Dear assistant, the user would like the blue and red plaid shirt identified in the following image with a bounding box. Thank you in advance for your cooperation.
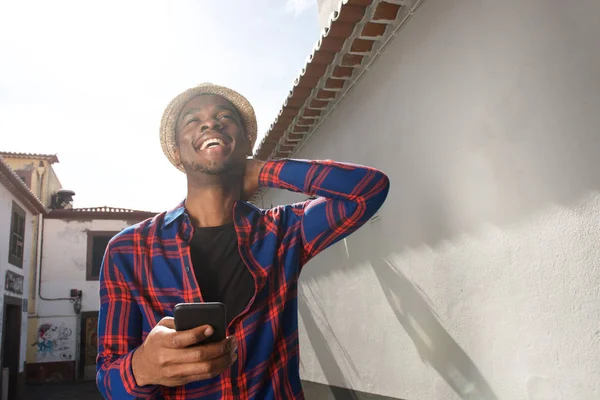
[97,158,389,399]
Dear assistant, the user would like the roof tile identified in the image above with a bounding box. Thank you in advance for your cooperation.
[340,54,364,66]
[319,36,346,52]
[0,156,47,215]
[47,206,156,220]
[315,89,337,100]
[347,0,374,5]
[309,99,330,109]
[253,0,413,162]
[0,151,59,164]
[332,66,355,79]
[324,78,346,90]
[361,22,388,38]
[350,38,375,53]
[373,1,401,21]
[302,108,323,118]
[337,5,369,23]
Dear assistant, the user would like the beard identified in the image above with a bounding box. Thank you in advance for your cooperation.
[182,157,246,178]
[183,159,232,175]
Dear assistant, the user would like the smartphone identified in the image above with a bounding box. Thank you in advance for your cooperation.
[173,302,227,344]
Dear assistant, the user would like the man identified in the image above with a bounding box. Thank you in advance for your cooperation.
[96,83,389,399]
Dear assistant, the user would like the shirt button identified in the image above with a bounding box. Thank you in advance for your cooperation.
[185,267,190,272]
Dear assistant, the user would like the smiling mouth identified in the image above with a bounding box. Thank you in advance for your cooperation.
[198,137,227,150]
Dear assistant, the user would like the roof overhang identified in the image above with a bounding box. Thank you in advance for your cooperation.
[47,206,157,221]
[251,0,425,202]
[0,156,47,215]
[0,151,59,164]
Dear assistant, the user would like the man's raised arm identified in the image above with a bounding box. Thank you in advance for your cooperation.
[254,158,390,263]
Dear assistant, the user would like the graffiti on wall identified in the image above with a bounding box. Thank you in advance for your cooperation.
[32,322,74,362]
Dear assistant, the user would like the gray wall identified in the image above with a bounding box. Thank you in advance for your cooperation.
[259,0,600,399]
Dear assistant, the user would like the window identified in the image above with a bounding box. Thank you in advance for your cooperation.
[8,202,26,268]
[86,231,118,281]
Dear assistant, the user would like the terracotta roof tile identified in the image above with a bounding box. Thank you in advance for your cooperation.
[0,151,59,164]
[315,89,337,100]
[68,206,152,213]
[324,78,346,90]
[302,108,323,118]
[309,99,330,109]
[347,0,374,5]
[340,54,364,66]
[336,5,368,23]
[331,66,355,79]
[47,206,156,220]
[350,38,375,53]
[0,156,47,215]
[361,22,388,38]
[253,0,422,165]
[373,1,402,21]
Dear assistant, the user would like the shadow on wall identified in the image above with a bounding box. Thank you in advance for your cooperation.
[370,256,498,400]
[298,248,498,399]
[289,0,600,396]
[298,292,361,400]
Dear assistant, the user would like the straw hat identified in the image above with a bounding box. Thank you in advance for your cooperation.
[160,83,258,172]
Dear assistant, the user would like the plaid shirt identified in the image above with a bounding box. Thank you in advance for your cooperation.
[96,158,389,400]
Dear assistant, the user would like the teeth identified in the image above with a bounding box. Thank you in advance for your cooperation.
[200,138,225,150]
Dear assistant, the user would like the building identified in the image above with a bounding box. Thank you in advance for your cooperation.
[0,151,63,318]
[0,151,156,383]
[253,0,600,399]
[0,156,47,399]
[26,206,156,382]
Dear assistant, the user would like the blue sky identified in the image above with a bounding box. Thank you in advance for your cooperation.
[0,0,319,211]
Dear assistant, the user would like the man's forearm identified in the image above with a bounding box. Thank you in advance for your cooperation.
[255,158,389,262]
[258,158,389,202]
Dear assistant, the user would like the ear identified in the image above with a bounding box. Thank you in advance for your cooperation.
[173,147,181,166]
[240,133,251,156]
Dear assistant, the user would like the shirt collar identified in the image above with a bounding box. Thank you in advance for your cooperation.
[162,199,260,228]
[163,200,186,227]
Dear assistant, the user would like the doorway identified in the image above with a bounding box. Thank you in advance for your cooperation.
[1,296,22,400]
[79,312,98,380]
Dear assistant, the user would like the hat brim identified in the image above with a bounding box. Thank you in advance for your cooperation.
[159,83,258,172]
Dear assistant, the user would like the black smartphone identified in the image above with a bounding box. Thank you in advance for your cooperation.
[173,302,227,344]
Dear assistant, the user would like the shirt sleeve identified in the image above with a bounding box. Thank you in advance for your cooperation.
[258,158,390,264]
[96,245,160,399]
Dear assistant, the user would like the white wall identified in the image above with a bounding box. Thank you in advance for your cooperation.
[28,218,136,369]
[316,0,342,30]
[259,0,600,399]
[38,218,134,317]
[0,184,33,374]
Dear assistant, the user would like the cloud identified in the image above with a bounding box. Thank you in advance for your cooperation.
[285,0,316,17]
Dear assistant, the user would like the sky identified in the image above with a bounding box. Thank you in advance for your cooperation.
[0,0,319,212]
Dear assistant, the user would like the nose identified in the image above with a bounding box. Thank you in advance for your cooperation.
[200,118,222,132]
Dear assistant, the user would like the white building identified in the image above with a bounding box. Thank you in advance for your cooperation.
[0,156,46,399]
[25,206,156,382]
[253,0,600,399]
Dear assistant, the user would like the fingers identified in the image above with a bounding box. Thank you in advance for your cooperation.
[157,317,175,329]
[173,350,238,382]
[165,324,215,349]
[176,336,238,364]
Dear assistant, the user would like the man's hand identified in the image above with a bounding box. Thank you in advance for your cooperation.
[242,158,265,201]
[131,317,237,387]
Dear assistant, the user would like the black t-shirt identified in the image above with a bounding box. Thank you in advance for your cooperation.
[189,224,254,325]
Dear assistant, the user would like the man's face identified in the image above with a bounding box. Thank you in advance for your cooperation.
[174,94,249,175]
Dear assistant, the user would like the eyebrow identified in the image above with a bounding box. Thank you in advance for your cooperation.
[179,104,239,123]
